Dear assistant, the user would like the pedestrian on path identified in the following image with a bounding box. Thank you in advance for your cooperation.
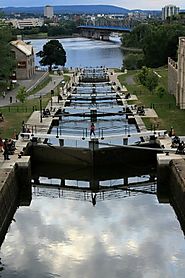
[3,139,10,160]
[90,122,95,137]
[2,91,5,98]
[9,96,12,103]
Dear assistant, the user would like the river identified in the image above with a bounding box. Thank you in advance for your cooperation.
[1,38,185,278]
[29,37,123,68]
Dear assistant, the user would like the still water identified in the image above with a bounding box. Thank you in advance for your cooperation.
[1,190,185,277]
[30,37,123,68]
[1,38,185,278]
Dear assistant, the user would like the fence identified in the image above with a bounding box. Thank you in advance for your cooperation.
[0,106,38,113]
[150,103,176,109]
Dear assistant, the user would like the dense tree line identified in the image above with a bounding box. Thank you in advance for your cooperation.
[122,23,185,68]
[0,21,15,88]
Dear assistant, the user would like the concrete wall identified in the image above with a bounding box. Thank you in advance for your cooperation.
[168,57,178,97]
[0,157,31,246]
[169,159,185,231]
[168,37,185,109]
[177,37,185,109]
[0,168,19,246]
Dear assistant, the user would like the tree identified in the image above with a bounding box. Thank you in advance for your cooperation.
[37,40,66,71]
[16,86,27,103]
[0,21,15,82]
[138,67,159,92]
[156,85,166,98]
[124,53,144,70]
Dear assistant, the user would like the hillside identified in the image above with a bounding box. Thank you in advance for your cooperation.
[2,5,130,15]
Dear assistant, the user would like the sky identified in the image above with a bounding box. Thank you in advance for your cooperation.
[0,0,185,10]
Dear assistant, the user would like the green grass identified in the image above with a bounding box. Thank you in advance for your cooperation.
[0,73,72,138]
[0,94,51,138]
[118,67,185,135]
[27,76,52,96]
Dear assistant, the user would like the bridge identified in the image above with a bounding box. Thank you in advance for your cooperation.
[77,25,132,41]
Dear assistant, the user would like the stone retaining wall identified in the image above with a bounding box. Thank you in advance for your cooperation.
[0,168,18,246]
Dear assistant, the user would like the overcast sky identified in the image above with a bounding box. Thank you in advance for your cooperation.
[0,0,185,10]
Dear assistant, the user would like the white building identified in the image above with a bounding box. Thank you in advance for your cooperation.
[6,18,44,29]
[162,5,179,20]
[44,5,54,19]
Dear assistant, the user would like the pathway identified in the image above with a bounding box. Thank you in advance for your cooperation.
[0,73,64,107]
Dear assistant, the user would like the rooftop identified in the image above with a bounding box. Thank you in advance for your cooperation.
[10,40,33,56]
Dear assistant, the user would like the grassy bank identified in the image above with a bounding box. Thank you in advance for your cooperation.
[0,95,51,139]
[118,67,185,135]
[0,74,71,139]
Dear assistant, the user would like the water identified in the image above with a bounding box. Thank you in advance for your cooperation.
[1,191,185,278]
[29,37,123,68]
[49,80,138,148]
[1,38,185,278]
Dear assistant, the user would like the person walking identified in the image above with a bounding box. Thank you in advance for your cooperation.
[3,139,10,160]
[90,122,95,137]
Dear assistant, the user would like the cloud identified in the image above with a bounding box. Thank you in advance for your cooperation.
[1,194,185,277]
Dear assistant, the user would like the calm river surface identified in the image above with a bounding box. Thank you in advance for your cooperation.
[1,38,185,278]
[30,37,123,68]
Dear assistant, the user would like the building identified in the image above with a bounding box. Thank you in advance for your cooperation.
[168,37,185,109]
[162,5,179,20]
[6,18,44,29]
[44,5,54,19]
[10,40,35,80]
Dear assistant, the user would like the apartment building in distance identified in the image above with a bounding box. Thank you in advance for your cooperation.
[168,37,185,109]
[162,5,180,20]
[10,40,35,80]
[44,5,54,19]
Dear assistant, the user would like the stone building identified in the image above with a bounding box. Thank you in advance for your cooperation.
[168,37,185,109]
[10,40,35,80]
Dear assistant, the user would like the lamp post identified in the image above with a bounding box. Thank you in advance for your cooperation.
[39,95,42,123]
[51,90,54,111]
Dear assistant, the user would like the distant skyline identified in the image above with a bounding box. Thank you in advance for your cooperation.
[1,0,185,10]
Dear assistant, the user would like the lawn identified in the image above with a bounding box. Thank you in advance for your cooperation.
[0,93,52,139]
[118,67,185,135]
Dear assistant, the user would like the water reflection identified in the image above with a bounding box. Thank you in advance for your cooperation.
[1,160,185,277]
[1,188,185,277]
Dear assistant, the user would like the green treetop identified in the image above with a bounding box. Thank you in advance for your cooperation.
[37,39,66,71]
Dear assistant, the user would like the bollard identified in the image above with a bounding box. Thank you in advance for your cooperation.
[123,138,128,145]
[82,129,85,140]
[59,139,64,146]
[56,128,59,138]
[101,129,104,140]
